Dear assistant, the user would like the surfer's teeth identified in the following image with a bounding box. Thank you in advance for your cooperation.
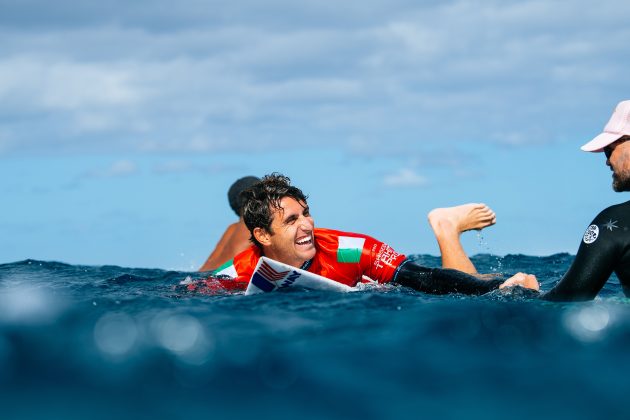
[296,237,312,245]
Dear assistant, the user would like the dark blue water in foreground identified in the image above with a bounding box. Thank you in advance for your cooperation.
[1,254,629,420]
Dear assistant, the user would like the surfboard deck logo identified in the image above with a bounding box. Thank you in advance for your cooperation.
[245,256,353,295]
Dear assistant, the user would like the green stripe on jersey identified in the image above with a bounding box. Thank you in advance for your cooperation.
[212,259,237,278]
[337,236,365,263]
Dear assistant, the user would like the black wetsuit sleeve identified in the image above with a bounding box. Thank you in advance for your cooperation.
[542,203,630,302]
[393,260,503,295]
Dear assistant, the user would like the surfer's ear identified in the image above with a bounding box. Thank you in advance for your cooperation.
[253,227,271,246]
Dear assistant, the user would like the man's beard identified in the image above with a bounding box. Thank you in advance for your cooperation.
[612,169,630,191]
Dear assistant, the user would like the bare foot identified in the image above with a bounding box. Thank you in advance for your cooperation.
[428,203,496,237]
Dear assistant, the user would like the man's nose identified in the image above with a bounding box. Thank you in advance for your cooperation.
[298,215,313,228]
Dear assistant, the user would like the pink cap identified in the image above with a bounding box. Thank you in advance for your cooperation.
[581,100,630,152]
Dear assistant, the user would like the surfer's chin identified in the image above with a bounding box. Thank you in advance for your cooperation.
[295,244,316,262]
[613,172,630,192]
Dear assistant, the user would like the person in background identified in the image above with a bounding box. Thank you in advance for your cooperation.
[199,176,260,272]
[543,100,630,301]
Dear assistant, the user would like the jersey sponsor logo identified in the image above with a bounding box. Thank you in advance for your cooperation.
[583,224,599,244]
[374,243,402,270]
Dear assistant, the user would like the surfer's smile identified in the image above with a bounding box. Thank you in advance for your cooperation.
[296,235,313,246]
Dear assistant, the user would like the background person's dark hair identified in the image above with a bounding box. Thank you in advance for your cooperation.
[228,176,260,216]
[241,173,308,248]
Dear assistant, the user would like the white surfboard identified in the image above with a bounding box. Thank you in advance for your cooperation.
[245,256,354,295]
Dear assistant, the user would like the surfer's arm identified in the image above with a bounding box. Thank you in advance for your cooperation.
[199,222,251,272]
[542,235,617,302]
[199,225,236,271]
[393,260,536,295]
[542,208,622,302]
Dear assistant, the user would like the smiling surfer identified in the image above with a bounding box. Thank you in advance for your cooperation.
[209,173,538,295]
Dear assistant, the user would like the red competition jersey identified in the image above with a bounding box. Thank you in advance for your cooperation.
[204,228,407,292]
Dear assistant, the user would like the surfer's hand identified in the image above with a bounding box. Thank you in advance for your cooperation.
[499,272,539,291]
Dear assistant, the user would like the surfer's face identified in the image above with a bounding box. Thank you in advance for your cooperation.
[256,196,316,268]
[605,136,630,192]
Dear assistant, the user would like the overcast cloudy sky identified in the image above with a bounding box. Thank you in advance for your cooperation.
[2,0,629,270]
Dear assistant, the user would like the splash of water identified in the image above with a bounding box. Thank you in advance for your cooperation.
[476,230,503,273]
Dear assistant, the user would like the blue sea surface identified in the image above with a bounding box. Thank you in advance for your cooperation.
[0,254,628,420]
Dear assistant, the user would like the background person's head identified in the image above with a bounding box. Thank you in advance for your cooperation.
[241,173,312,259]
[581,100,630,153]
[581,101,630,192]
[604,135,630,192]
[228,176,261,216]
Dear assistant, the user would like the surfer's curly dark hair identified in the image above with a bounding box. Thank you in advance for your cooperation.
[241,173,309,249]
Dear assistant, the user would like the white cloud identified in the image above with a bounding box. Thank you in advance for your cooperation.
[0,56,144,110]
[151,160,234,175]
[42,63,141,110]
[84,159,138,178]
[152,160,194,174]
[0,0,628,157]
[383,168,428,187]
[108,160,137,176]
[138,135,248,153]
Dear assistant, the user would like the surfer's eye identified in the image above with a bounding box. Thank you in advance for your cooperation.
[605,146,613,159]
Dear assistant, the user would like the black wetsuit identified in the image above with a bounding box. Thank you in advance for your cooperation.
[542,200,630,301]
[393,260,503,295]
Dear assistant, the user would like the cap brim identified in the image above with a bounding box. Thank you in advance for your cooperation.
[580,132,623,152]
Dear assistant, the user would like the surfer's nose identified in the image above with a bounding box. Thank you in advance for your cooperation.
[298,215,314,230]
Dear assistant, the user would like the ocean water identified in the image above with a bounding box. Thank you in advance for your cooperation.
[0,254,628,420]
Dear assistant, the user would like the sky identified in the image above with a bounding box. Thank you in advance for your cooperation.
[1,0,630,270]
